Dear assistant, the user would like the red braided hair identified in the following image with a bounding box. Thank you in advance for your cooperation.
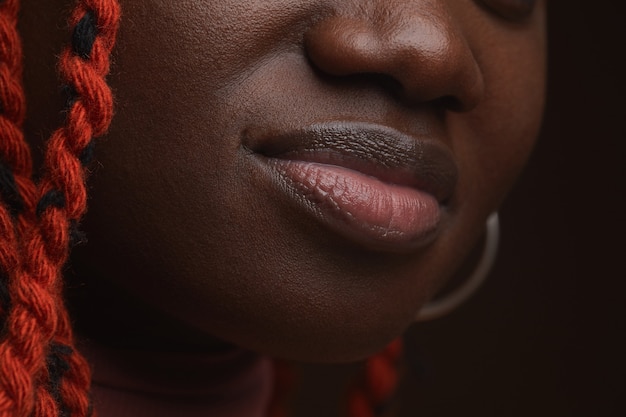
[0,0,120,416]
[347,340,403,417]
[0,0,36,315]
[0,1,402,416]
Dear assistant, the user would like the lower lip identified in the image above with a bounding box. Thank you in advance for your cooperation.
[267,159,441,251]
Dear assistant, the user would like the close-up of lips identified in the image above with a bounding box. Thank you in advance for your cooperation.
[0,1,623,417]
[246,122,458,251]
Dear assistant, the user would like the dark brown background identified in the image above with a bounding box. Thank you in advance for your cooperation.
[402,2,626,415]
[297,2,626,416]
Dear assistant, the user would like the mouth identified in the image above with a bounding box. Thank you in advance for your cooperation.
[244,122,458,252]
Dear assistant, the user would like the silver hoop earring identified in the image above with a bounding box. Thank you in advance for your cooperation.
[415,212,500,322]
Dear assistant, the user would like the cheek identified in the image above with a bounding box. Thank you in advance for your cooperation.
[452,14,547,213]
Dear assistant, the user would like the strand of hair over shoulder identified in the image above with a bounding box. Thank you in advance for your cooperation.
[0,1,121,416]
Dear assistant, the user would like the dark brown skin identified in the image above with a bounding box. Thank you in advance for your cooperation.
[21,0,546,415]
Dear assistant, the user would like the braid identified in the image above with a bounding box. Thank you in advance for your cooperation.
[0,0,120,416]
[0,0,33,292]
[266,340,403,417]
[32,1,120,416]
[347,339,403,417]
[0,0,35,217]
[0,0,40,415]
[0,0,29,180]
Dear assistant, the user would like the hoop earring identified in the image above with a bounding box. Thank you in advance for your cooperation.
[415,212,500,322]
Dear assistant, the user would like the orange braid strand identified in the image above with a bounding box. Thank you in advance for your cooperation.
[0,0,35,215]
[347,339,403,417]
[266,360,297,417]
[266,339,403,417]
[0,0,40,415]
[0,1,120,416]
[37,2,121,416]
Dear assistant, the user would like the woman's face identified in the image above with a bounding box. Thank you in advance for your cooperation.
[50,0,545,360]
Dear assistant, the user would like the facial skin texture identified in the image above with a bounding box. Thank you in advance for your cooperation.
[22,0,546,362]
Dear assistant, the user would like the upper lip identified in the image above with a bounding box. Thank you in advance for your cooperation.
[244,121,458,203]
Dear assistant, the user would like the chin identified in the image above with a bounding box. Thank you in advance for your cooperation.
[201,295,417,363]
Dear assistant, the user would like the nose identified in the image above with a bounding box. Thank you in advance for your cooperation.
[304,2,484,111]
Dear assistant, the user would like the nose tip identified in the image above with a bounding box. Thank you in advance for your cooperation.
[304,9,484,111]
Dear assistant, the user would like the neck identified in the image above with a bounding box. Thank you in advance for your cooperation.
[80,340,274,417]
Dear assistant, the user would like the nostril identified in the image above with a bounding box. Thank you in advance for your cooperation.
[304,8,485,112]
[306,67,406,98]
